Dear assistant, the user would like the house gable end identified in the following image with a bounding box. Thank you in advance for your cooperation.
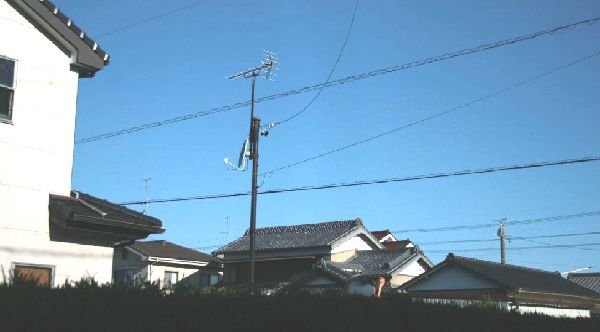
[406,264,501,292]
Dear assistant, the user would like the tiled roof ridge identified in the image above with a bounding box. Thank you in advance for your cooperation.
[243,219,362,236]
[449,253,559,276]
[568,272,600,277]
[38,0,110,64]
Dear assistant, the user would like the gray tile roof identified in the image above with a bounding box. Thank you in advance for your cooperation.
[50,191,163,228]
[131,241,221,264]
[345,247,418,275]
[214,219,365,254]
[568,272,600,295]
[448,254,599,299]
[320,247,422,279]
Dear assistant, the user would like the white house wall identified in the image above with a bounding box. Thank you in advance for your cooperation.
[0,2,112,285]
[331,235,375,253]
[407,265,498,291]
[390,258,428,287]
[514,305,590,319]
[147,263,213,289]
[395,258,427,277]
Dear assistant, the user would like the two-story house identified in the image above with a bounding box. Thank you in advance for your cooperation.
[214,219,384,288]
[0,0,163,286]
[214,218,433,294]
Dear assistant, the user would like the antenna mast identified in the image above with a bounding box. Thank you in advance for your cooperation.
[142,177,152,215]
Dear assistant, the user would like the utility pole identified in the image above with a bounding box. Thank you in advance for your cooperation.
[226,51,276,293]
[497,219,506,264]
[248,116,260,293]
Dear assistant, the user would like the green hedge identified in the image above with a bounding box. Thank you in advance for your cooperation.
[0,281,598,332]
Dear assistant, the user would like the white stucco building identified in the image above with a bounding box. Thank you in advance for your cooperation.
[0,0,163,286]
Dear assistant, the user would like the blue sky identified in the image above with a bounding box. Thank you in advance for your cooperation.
[55,0,599,272]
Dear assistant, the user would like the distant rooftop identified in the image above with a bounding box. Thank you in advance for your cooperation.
[214,219,369,254]
[444,254,599,299]
[568,272,600,295]
[132,240,220,264]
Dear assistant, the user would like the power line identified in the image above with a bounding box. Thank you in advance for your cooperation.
[509,237,600,252]
[262,50,600,175]
[119,155,600,205]
[75,16,600,144]
[271,0,359,127]
[197,230,600,254]
[427,242,600,253]
[393,210,600,233]
[95,1,210,39]
[420,231,600,245]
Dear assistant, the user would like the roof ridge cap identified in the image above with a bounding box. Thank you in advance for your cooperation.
[451,254,559,276]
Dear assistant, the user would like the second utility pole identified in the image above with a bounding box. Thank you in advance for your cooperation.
[497,220,506,264]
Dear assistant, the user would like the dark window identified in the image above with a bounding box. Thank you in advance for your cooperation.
[114,270,134,285]
[0,57,15,121]
[14,264,52,287]
[121,248,128,260]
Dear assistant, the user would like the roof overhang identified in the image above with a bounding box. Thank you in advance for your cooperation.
[219,245,331,262]
[49,194,164,247]
[7,0,109,77]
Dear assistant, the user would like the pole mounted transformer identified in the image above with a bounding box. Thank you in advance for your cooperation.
[225,51,277,293]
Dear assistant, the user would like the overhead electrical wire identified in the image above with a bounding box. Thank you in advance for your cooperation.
[197,230,600,254]
[392,210,600,233]
[118,155,600,205]
[509,237,600,252]
[75,16,600,144]
[420,231,600,245]
[271,0,359,127]
[262,50,600,176]
[95,0,210,39]
[427,242,600,254]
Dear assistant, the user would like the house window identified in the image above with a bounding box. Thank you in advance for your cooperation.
[13,263,53,287]
[0,56,16,122]
[163,271,178,289]
[121,248,128,260]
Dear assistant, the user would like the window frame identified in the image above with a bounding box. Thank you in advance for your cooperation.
[11,262,55,287]
[0,54,17,124]
[163,271,178,290]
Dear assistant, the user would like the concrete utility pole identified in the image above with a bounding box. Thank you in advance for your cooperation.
[226,51,276,293]
[497,219,507,264]
[248,116,260,292]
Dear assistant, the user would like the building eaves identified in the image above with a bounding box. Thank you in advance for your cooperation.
[8,0,110,77]
[131,240,221,264]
